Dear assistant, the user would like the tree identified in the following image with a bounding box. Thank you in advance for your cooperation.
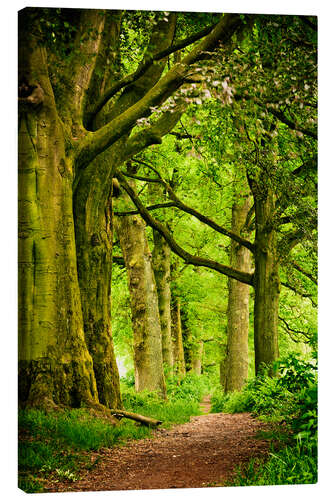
[223,192,252,392]
[171,297,186,378]
[150,184,174,370]
[18,7,244,408]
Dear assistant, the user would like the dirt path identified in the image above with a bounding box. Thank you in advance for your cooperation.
[45,401,271,493]
[199,394,213,414]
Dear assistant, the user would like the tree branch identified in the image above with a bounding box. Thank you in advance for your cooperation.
[130,160,255,253]
[281,281,317,307]
[115,170,254,286]
[169,131,196,140]
[115,201,176,216]
[290,261,317,285]
[88,21,218,121]
[66,9,106,126]
[75,14,243,170]
[279,229,305,255]
[269,108,317,140]
[113,255,125,266]
[279,316,311,341]
[121,106,185,161]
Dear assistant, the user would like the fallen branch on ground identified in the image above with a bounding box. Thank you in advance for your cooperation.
[110,409,162,427]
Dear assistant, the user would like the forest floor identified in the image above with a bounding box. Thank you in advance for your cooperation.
[44,395,272,492]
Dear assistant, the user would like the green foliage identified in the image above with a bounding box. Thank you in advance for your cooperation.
[120,373,213,426]
[275,352,316,392]
[18,408,151,492]
[166,372,211,402]
[211,373,294,419]
[291,383,317,447]
[230,441,317,486]
[213,353,317,487]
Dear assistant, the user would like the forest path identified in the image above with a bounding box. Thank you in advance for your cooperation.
[199,393,212,414]
[46,407,272,492]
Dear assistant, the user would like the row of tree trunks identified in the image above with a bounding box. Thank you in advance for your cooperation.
[18,8,284,411]
[114,183,167,398]
[222,174,280,388]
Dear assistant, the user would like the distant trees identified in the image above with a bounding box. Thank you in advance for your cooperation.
[114,13,317,378]
[114,181,166,397]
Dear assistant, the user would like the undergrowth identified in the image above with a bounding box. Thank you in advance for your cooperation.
[19,372,210,493]
[211,353,318,486]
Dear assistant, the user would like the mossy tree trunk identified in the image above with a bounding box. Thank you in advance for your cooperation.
[73,149,123,409]
[148,182,174,372]
[191,340,203,375]
[171,298,186,379]
[152,229,174,370]
[18,12,99,409]
[252,183,280,375]
[224,195,252,392]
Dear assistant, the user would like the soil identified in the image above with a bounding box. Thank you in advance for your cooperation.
[44,396,271,493]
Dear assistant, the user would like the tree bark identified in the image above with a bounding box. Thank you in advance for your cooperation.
[191,340,204,375]
[114,185,166,397]
[252,183,280,375]
[171,298,186,378]
[224,196,252,392]
[152,223,174,370]
[73,150,122,409]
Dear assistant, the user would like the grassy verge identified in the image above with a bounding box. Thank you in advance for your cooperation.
[18,408,152,492]
[19,373,210,493]
[229,440,317,486]
[210,353,318,487]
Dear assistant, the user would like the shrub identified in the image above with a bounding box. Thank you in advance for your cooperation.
[275,353,317,393]
[220,353,318,488]
[166,372,211,402]
[211,373,294,420]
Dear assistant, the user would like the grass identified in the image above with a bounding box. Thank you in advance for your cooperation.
[18,408,153,492]
[210,355,318,488]
[228,440,317,486]
[121,390,202,427]
[19,373,208,493]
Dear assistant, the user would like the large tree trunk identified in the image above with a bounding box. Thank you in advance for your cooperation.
[114,187,166,397]
[18,20,98,409]
[253,185,280,375]
[152,230,174,370]
[171,298,186,378]
[73,151,122,409]
[224,196,252,392]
